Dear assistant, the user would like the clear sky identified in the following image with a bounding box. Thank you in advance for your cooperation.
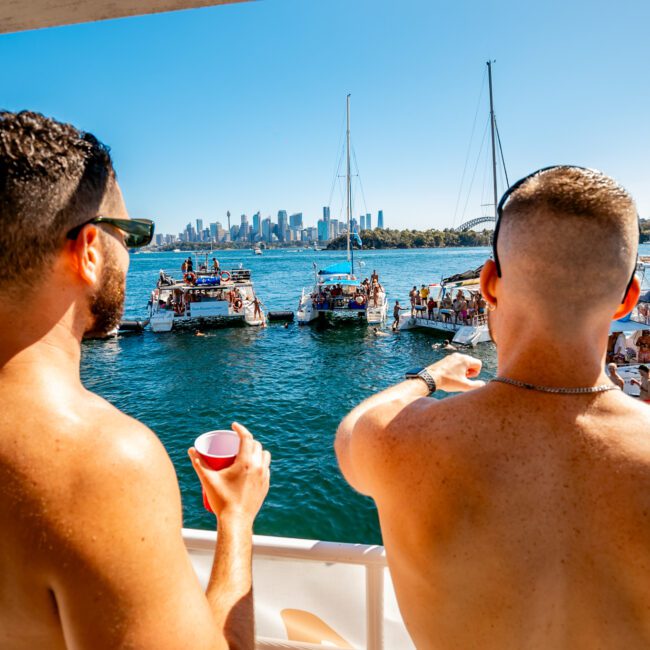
[1,0,649,234]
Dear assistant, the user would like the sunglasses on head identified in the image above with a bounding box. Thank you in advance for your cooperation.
[492,164,639,299]
[66,216,155,248]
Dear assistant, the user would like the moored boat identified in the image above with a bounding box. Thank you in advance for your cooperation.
[297,95,387,327]
[148,254,266,332]
[398,266,491,345]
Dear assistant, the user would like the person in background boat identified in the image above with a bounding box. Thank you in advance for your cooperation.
[607,362,626,390]
[336,167,650,649]
[637,330,650,363]
[372,282,380,308]
[440,293,453,322]
[0,112,270,650]
[211,257,220,273]
[252,295,263,321]
[371,269,379,285]
[181,258,188,273]
[420,284,429,304]
[392,300,406,331]
[186,256,194,273]
[427,297,436,320]
[409,286,418,316]
[631,365,650,401]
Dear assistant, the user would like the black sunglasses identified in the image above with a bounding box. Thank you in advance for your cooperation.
[492,164,639,299]
[66,216,155,248]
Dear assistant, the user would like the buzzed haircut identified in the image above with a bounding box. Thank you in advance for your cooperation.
[0,111,115,288]
[640,365,649,374]
[497,167,639,310]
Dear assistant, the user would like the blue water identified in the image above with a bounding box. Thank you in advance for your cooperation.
[79,245,649,544]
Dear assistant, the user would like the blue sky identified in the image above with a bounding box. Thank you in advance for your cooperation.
[1,0,649,234]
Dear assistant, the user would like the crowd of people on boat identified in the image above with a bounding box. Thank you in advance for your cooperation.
[312,269,384,311]
[607,328,650,364]
[407,284,487,325]
[155,285,260,317]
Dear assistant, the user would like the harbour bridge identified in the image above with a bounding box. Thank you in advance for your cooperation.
[455,216,496,232]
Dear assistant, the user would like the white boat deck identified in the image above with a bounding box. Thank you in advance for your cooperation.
[183,528,413,650]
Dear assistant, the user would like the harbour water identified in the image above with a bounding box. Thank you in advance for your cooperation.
[79,245,647,544]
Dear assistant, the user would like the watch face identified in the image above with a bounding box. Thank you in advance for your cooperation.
[405,367,424,378]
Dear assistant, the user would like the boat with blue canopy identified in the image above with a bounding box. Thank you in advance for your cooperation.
[297,96,388,326]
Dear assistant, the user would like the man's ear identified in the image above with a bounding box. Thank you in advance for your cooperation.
[69,225,102,287]
[612,274,641,321]
[480,259,498,307]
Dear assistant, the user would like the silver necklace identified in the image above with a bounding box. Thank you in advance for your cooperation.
[490,376,620,395]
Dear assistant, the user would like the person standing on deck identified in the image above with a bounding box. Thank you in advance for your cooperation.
[631,364,650,401]
[409,285,418,316]
[0,112,270,650]
[607,362,626,390]
[336,166,650,649]
[392,300,405,331]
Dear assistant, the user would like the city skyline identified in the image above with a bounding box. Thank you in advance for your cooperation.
[154,207,386,246]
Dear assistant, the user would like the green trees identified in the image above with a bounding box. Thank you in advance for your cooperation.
[326,228,492,250]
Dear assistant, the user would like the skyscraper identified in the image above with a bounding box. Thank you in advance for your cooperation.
[318,219,329,242]
[252,212,261,238]
[377,210,384,229]
[262,217,272,242]
[360,215,366,231]
[239,214,249,241]
[196,219,203,239]
[277,210,288,242]
[323,206,330,222]
[289,212,303,229]
[209,222,217,240]
[366,213,372,230]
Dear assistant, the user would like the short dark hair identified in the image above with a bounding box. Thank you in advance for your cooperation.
[640,365,649,374]
[0,111,115,288]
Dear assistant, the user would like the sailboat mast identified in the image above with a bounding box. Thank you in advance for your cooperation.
[487,60,498,220]
[346,93,351,267]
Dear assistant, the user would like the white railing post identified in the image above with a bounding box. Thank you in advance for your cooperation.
[365,565,384,650]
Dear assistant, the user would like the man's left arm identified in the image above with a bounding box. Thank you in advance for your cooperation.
[335,353,484,495]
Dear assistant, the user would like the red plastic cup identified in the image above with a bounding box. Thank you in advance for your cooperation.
[194,430,240,513]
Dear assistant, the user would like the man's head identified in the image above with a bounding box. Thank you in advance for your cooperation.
[481,167,640,338]
[640,365,649,377]
[0,111,128,336]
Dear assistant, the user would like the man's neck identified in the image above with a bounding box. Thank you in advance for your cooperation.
[495,316,611,388]
[0,302,84,387]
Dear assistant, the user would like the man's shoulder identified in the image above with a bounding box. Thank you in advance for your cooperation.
[71,392,169,469]
[356,388,487,467]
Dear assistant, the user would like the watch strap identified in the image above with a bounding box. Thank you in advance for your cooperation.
[406,367,437,394]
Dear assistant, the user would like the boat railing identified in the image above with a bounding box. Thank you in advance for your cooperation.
[410,309,487,327]
[157,268,253,285]
[183,528,413,650]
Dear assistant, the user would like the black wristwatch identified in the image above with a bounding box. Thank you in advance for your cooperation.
[405,367,437,394]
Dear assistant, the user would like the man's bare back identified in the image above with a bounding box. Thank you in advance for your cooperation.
[0,380,181,648]
[358,384,650,649]
[337,167,649,648]
[0,111,271,649]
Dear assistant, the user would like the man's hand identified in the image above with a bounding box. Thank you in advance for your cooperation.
[188,423,271,527]
[426,353,485,393]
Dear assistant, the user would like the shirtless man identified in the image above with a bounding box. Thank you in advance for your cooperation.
[336,166,650,649]
[607,362,626,391]
[0,112,271,649]
[631,364,650,401]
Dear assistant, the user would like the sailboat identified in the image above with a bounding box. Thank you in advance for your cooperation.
[398,61,503,344]
[297,95,388,325]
